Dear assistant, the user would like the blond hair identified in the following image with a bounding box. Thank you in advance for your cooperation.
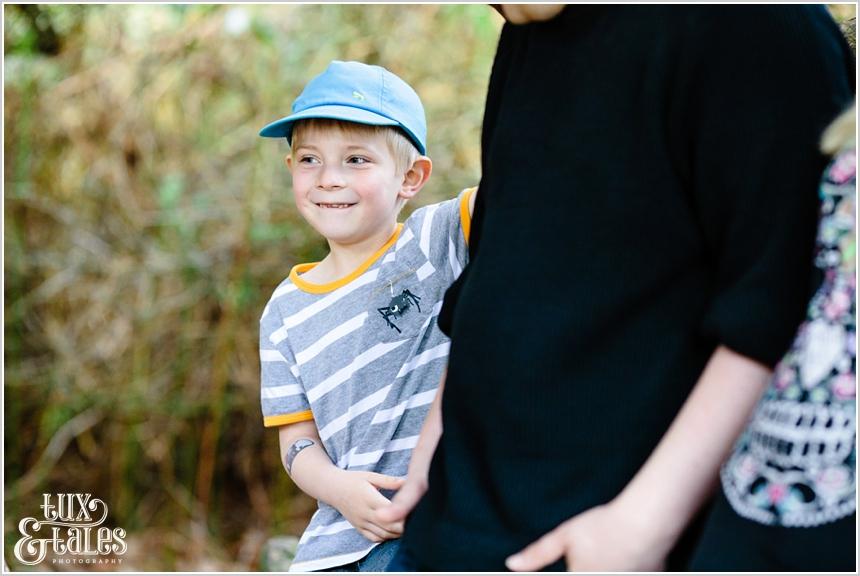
[291,118,420,175]
[820,104,856,155]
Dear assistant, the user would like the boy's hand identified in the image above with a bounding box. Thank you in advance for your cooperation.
[505,500,670,572]
[330,470,406,543]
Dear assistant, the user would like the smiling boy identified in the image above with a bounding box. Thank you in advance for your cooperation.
[257,61,475,571]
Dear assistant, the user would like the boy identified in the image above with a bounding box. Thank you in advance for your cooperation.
[257,60,475,572]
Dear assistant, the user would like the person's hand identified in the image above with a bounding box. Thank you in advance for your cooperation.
[376,463,428,525]
[505,501,671,572]
[329,470,406,542]
[498,4,565,25]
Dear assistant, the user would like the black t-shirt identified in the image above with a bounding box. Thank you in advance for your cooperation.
[400,5,855,571]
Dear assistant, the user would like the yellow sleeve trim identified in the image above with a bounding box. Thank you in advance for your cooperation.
[289,224,404,294]
[263,410,314,428]
[459,187,477,246]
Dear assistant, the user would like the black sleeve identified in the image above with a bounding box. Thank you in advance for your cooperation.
[439,21,518,337]
[437,266,462,337]
[437,189,478,336]
[684,6,854,366]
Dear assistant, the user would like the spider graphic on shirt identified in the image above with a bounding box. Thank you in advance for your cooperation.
[378,289,422,333]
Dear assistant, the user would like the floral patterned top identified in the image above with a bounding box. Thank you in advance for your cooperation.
[722,147,856,527]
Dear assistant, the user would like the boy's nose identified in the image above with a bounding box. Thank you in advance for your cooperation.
[317,165,346,190]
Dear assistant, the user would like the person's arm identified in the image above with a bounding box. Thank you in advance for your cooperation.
[279,420,405,542]
[507,346,771,571]
[377,368,446,523]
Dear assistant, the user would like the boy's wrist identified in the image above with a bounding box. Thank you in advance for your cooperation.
[319,467,350,508]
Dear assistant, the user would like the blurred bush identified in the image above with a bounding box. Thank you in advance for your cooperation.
[4,4,497,570]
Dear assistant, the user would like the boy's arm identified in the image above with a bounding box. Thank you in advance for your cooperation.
[507,346,771,571]
[378,368,446,523]
[279,420,406,542]
[278,421,340,502]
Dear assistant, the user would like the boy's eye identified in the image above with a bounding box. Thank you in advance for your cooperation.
[298,155,320,164]
[347,156,370,165]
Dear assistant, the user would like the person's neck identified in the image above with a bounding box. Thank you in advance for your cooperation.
[307,223,399,284]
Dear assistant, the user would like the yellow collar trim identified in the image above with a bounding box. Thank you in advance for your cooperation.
[289,224,404,294]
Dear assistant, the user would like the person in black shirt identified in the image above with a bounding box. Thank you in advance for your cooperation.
[380,5,855,571]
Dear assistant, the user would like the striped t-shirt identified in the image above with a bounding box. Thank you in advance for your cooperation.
[259,188,474,572]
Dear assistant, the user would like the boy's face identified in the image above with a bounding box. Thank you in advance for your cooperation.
[288,125,412,248]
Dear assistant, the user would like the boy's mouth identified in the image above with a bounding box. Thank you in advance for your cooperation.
[316,202,356,209]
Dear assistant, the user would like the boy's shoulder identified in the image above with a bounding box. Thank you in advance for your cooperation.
[402,187,475,242]
[260,275,301,326]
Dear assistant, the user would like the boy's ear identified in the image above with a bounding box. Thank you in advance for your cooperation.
[284,154,293,171]
[399,156,432,200]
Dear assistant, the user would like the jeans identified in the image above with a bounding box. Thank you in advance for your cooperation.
[326,539,402,572]
[385,543,419,572]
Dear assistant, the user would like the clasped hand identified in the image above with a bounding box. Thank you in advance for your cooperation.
[330,469,405,543]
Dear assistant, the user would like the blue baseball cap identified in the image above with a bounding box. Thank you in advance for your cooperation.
[259,60,427,155]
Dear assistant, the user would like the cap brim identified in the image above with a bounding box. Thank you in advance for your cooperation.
[259,105,399,139]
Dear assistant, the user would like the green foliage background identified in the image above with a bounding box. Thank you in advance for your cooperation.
[4,4,498,570]
[3,3,855,571]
